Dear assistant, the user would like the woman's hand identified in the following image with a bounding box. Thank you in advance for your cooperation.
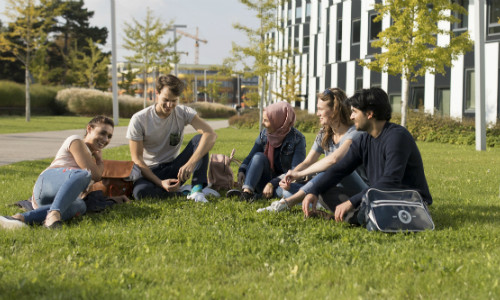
[279,178,290,191]
[92,150,103,164]
[284,170,300,184]
[263,183,274,198]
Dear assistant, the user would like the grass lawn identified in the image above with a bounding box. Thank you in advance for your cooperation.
[0,127,499,299]
[0,116,130,134]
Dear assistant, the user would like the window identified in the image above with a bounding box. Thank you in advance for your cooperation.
[452,0,469,31]
[337,19,342,61]
[410,87,425,110]
[390,94,402,114]
[465,69,475,111]
[306,2,312,18]
[288,1,293,22]
[369,13,382,41]
[352,19,361,44]
[436,88,451,116]
[355,77,363,91]
[296,6,302,20]
[488,0,500,35]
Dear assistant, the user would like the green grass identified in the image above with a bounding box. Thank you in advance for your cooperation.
[1,128,499,299]
[0,116,131,134]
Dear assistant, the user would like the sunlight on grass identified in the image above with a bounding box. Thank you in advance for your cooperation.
[0,128,499,299]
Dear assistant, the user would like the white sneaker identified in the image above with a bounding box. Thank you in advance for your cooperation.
[202,187,220,198]
[187,191,209,203]
[0,216,27,229]
[257,199,289,213]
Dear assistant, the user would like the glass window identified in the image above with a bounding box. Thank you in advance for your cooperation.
[306,2,312,17]
[296,6,302,19]
[352,19,361,44]
[337,19,342,61]
[355,77,363,91]
[488,0,500,35]
[370,14,382,41]
[436,88,451,116]
[452,0,469,30]
[410,87,425,110]
[390,94,402,114]
[465,69,475,111]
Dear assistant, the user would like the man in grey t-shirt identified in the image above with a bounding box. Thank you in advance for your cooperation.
[126,74,217,200]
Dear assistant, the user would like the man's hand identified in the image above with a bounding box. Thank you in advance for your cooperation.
[162,179,180,192]
[302,194,318,217]
[178,162,195,182]
[237,172,245,186]
[279,178,290,191]
[334,200,354,222]
[284,170,300,184]
[263,183,274,198]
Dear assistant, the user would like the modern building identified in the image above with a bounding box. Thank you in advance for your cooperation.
[270,0,499,124]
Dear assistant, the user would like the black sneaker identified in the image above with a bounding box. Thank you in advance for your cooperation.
[226,189,242,198]
[240,191,256,203]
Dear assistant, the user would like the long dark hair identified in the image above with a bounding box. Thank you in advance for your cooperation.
[316,88,351,149]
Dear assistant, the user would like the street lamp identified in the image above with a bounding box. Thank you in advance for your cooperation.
[167,24,187,76]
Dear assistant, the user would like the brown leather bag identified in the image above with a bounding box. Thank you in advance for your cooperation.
[208,149,241,191]
[89,160,135,197]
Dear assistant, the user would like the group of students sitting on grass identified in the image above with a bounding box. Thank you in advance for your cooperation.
[0,74,432,230]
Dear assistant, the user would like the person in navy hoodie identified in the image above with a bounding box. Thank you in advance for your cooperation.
[302,87,432,223]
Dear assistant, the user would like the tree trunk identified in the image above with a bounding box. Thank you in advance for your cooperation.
[143,69,147,108]
[259,76,266,132]
[25,67,31,122]
[401,75,409,128]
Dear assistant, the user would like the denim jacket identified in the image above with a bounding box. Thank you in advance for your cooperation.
[239,127,306,188]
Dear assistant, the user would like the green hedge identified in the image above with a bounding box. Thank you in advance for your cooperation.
[229,108,500,148]
[186,102,237,118]
[55,88,144,118]
[0,80,62,114]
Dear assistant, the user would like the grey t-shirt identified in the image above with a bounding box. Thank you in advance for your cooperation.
[126,104,197,166]
[311,125,361,156]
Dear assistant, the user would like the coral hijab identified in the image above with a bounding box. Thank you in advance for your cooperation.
[263,101,296,171]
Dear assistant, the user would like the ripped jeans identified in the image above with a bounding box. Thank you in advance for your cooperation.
[22,168,90,224]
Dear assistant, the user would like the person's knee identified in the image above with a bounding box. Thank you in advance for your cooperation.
[133,180,153,200]
[251,152,267,164]
[70,169,92,188]
[190,134,203,147]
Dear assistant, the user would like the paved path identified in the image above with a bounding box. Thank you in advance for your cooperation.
[0,120,229,166]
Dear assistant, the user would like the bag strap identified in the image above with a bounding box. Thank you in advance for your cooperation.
[229,149,242,165]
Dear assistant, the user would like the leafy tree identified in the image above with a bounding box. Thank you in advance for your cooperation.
[45,0,108,85]
[181,76,195,104]
[123,8,177,108]
[272,61,302,103]
[67,38,110,89]
[360,0,473,127]
[230,0,287,131]
[206,78,222,103]
[119,63,139,96]
[243,91,260,107]
[0,0,61,121]
[0,20,25,83]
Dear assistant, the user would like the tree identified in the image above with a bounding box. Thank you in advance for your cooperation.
[360,0,473,127]
[0,0,61,121]
[119,63,139,96]
[206,77,222,102]
[45,0,108,85]
[67,38,110,89]
[123,8,177,108]
[230,0,287,131]
[0,20,25,83]
[272,61,302,103]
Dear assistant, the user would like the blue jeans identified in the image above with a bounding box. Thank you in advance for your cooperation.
[242,152,273,195]
[276,171,368,199]
[22,168,90,225]
[133,134,209,200]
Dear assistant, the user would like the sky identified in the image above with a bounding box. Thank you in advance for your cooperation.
[1,0,260,65]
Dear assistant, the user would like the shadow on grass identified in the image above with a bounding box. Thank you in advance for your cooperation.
[430,202,500,229]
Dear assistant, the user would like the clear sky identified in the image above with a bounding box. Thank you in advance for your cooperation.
[1,0,260,65]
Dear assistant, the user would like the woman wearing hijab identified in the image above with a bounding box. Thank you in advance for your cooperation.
[227,101,306,202]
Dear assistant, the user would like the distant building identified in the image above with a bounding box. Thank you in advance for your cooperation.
[270,0,499,124]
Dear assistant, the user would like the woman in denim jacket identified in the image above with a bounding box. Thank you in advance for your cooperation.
[227,102,306,202]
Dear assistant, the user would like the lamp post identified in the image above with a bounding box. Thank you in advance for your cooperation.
[168,24,187,76]
[204,69,207,102]
[110,0,119,125]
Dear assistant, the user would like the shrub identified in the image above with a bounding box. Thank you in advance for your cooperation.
[55,88,144,118]
[0,80,62,114]
[186,102,237,118]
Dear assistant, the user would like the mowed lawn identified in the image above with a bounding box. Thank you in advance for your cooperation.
[0,127,499,299]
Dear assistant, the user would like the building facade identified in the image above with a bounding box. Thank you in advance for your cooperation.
[270,0,500,124]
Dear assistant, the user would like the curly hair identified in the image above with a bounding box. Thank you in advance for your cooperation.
[316,88,351,149]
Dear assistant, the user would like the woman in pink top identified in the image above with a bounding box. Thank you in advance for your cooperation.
[0,116,114,229]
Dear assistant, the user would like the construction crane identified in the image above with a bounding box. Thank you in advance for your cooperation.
[176,27,207,65]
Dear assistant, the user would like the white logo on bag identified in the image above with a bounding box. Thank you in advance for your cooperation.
[398,210,412,224]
